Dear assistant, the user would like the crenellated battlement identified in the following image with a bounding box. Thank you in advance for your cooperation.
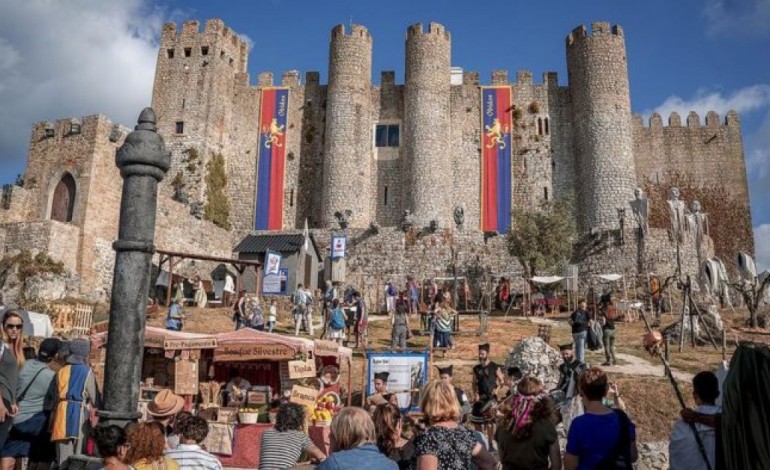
[159,19,249,74]
[633,110,741,129]
[566,22,624,46]
[407,22,450,40]
[281,70,301,87]
[491,70,509,85]
[331,24,371,41]
[30,114,129,143]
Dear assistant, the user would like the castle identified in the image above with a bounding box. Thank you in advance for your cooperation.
[0,19,753,302]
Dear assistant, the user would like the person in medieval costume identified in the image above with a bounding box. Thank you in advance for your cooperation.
[223,272,235,308]
[51,339,99,466]
[552,343,586,406]
[367,372,397,411]
[687,200,710,262]
[436,365,471,415]
[192,276,207,309]
[630,187,649,237]
[471,343,504,448]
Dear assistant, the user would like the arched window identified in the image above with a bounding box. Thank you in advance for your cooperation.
[51,173,76,223]
[537,118,543,136]
[544,117,550,135]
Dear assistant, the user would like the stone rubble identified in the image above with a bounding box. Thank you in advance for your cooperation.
[504,336,563,389]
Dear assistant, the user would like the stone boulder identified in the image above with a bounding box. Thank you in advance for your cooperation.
[23,272,70,303]
[504,336,562,390]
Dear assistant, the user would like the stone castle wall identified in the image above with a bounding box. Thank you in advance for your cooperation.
[567,22,637,232]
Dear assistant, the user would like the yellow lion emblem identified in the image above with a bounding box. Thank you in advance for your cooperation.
[263,118,285,149]
[485,119,507,149]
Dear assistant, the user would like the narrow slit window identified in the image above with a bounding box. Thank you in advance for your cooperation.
[290,188,294,207]
[182,99,186,109]
[537,118,543,136]
[384,186,389,206]
[544,187,549,201]
[545,118,550,135]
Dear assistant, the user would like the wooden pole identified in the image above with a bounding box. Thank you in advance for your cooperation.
[346,357,352,407]
[165,256,174,307]
[360,350,368,408]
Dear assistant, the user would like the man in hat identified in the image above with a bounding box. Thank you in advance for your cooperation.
[553,343,585,404]
[367,372,398,410]
[51,339,99,466]
[437,365,471,415]
[147,388,186,448]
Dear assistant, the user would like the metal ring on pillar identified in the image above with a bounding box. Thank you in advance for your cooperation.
[112,240,155,253]
[119,164,168,181]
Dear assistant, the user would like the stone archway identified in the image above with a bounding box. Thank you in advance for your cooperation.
[50,173,76,223]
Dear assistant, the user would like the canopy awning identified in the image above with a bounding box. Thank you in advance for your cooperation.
[213,328,352,362]
[596,274,624,282]
[91,326,217,350]
[530,276,565,284]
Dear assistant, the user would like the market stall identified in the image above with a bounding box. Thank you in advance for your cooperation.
[90,326,218,416]
[206,328,353,468]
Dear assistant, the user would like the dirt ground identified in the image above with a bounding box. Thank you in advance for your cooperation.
[147,305,768,442]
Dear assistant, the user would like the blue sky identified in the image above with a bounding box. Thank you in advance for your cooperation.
[0,0,768,267]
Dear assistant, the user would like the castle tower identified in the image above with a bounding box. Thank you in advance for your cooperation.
[566,22,637,232]
[321,24,373,228]
[151,19,250,219]
[405,23,452,228]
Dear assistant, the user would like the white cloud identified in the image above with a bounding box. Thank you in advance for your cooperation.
[704,0,770,36]
[0,0,166,182]
[238,33,255,51]
[643,85,770,120]
[755,224,770,272]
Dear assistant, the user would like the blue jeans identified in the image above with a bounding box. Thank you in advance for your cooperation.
[573,330,587,363]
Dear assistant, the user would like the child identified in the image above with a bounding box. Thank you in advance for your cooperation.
[249,298,265,331]
[268,299,277,333]
[328,299,347,345]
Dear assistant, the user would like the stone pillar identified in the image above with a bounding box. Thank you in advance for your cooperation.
[99,108,170,428]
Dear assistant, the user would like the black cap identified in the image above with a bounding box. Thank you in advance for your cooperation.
[558,343,574,351]
[478,343,490,352]
[436,365,453,376]
[38,338,62,361]
[374,372,390,381]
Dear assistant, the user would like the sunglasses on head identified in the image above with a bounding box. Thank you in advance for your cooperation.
[4,324,22,330]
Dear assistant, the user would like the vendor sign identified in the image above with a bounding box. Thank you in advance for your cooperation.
[331,235,347,260]
[164,338,218,350]
[313,339,339,357]
[288,358,317,379]
[367,352,428,412]
[214,343,296,362]
[289,385,319,408]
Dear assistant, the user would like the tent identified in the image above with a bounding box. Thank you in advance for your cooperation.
[0,308,54,338]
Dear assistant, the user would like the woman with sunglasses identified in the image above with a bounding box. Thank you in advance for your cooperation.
[0,310,24,450]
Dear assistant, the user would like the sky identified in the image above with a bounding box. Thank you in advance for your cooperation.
[0,0,768,268]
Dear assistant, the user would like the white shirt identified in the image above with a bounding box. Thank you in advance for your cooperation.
[669,404,721,470]
[165,443,222,470]
[224,275,235,294]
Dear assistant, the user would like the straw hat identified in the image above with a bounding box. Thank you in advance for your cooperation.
[147,389,185,417]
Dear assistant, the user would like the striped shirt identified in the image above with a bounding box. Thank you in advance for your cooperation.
[258,429,312,470]
[165,444,222,470]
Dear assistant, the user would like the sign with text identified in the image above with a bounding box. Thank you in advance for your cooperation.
[313,339,339,357]
[287,358,317,379]
[174,359,199,396]
[289,385,319,408]
[164,338,218,350]
[331,235,347,260]
[213,343,296,362]
[263,267,289,295]
[367,352,428,412]
[144,334,165,349]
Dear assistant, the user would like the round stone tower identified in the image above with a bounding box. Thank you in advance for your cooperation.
[321,24,373,229]
[405,22,452,228]
[566,22,637,232]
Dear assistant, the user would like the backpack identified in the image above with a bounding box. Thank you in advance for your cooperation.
[387,284,397,297]
[330,308,345,329]
[595,410,634,470]
[293,290,305,306]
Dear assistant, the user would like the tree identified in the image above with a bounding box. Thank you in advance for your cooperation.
[507,198,576,278]
[729,275,770,328]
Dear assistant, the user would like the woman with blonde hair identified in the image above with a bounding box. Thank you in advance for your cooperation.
[495,376,560,470]
[415,379,497,470]
[2,310,25,369]
[317,407,396,470]
[373,403,415,469]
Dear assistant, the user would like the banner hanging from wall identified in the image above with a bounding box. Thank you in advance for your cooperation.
[264,250,282,276]
[367,352,428,412]
[255,87,289,230]
[330,235,347,260]
[480,86,513,233]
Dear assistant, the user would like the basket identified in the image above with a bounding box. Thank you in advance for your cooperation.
[239,412,259,424]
